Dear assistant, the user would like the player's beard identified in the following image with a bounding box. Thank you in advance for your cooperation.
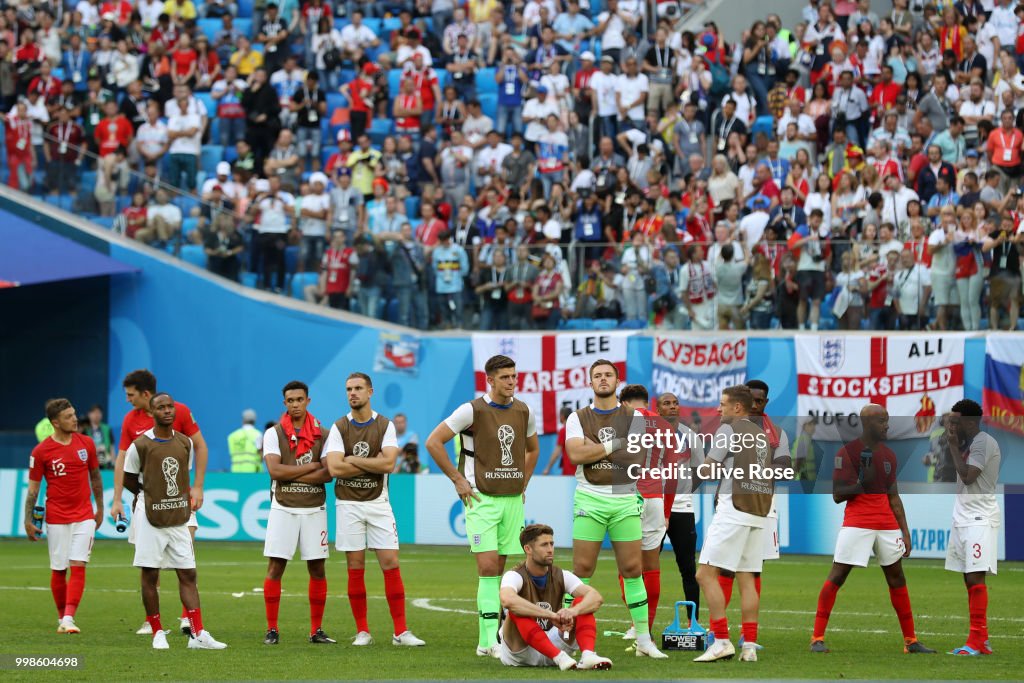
[593,387,616,400]
[348,398,367,411]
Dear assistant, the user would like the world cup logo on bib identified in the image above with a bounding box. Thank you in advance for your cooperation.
[497,424,515,467]
[597,427,616,445]
[297,452,313,465]
[161,457,180,497]
[352,441,370,458]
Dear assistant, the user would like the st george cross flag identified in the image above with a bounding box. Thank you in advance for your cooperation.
[795,334,967,440]
[471,332,631,434]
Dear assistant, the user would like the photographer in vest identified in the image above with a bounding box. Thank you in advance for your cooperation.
[122,393,226,651]
[695,385,788,663]
[564,360,667,660]
[498,524,612,671]
[261,381,334,646]
[325,373,426,648]
[228,409,263,473]
[425,354,539,658]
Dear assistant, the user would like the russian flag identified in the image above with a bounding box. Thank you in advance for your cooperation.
[983,334,1024,436]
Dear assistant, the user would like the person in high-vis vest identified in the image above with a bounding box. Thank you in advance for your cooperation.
[229,409,263,473]
[35,414,55,443]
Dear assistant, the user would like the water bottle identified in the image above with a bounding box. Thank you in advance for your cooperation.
[32,506,45,536]
[115,513,129,533]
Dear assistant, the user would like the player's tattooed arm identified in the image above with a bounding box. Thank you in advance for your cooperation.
[23,480,41,540]
[89,467,104,526]
[500,587,560,623]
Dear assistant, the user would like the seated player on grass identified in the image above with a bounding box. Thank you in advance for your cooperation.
[498,524,613,671]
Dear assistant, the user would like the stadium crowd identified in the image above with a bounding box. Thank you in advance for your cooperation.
[4,0,1024,331]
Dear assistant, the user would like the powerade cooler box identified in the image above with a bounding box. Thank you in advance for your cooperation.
[661,601,711,651]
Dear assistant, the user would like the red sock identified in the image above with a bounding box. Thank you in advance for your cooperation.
[888,585,916,641]
[618,574,625,603]
[309,578,327,635]
[146,613,163,635]
[813,580,840,640]
[642,570,661,632]
[509,613,562,659]
[264,578,281,631]
[754,575,762,598]
[967,585,988,649]
[186,608,203,636]
[709,617,729,641]
[348,568,368,633]
[718,575,734,608]
[64,565,86,618]
[50,569,67,619]
[181,606,188,619]
[571,596,597,652]
[383,568,408,636]
[741,621,758,644]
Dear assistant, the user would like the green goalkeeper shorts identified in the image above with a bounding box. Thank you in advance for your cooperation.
[572,489,643,543]
[464,491,525,556]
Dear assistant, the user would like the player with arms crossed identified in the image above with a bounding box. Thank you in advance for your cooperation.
[425,354,540,657]
[110,369,208,636]
[325,373,426,647]
[694,385,791,663]
[499,524,613,671]
[616,384,671,640]
[122,393,226,650]
[25,399,103,634]
[716,380,790,647]
[659,392,705,623]
[810,404,934,654]
[261,381,335,645]
[564,360,667,659]
[944,399,1001,656]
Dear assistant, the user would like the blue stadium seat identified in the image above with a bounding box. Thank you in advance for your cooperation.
[593,319,618,330]
[237,0,253,18]
[176,195,201,216]
[618,320,646,330]
[320,145,338,169]
[404,196,420,219]
[290,272,318,299]
[201,145,225,173]
[198,19,220,41]
[382,18,402,37]
[235,18,252,39]
[91,216,115,230]
[475,68,497,95]
[207,117,220,144]
[368,117,393,147]
[182,217,199,237]
[196,92,215,118]
[223,145,238,163]
[284,246,299,274]
[751,115,775,140]
[181,244,207,269]
[388,69,404,100]
[363,18,382,36]
[479,92,497,121]
[563,318,596,330]
[327,92,348,112]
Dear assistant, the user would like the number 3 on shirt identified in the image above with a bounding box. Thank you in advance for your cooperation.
[973,543,982,559]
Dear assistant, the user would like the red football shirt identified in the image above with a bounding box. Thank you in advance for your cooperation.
[834,438,899,530]
[29,433,99,524]
[556,425,573,475]
[119,402,200,451]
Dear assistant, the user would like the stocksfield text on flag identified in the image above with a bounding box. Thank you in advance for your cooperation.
[795,334,967,440]
[471,332,630,434]
[983,333,1024,437]
[651,336,747,420]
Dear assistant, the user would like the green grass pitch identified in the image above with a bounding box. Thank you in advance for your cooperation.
[1,539,1021,681]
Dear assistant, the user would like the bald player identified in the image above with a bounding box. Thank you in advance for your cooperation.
[810,404,935,655]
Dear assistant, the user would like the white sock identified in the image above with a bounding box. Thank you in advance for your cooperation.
[798,323,806,330]
[810,322,819,330]
[636,632,653,647]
